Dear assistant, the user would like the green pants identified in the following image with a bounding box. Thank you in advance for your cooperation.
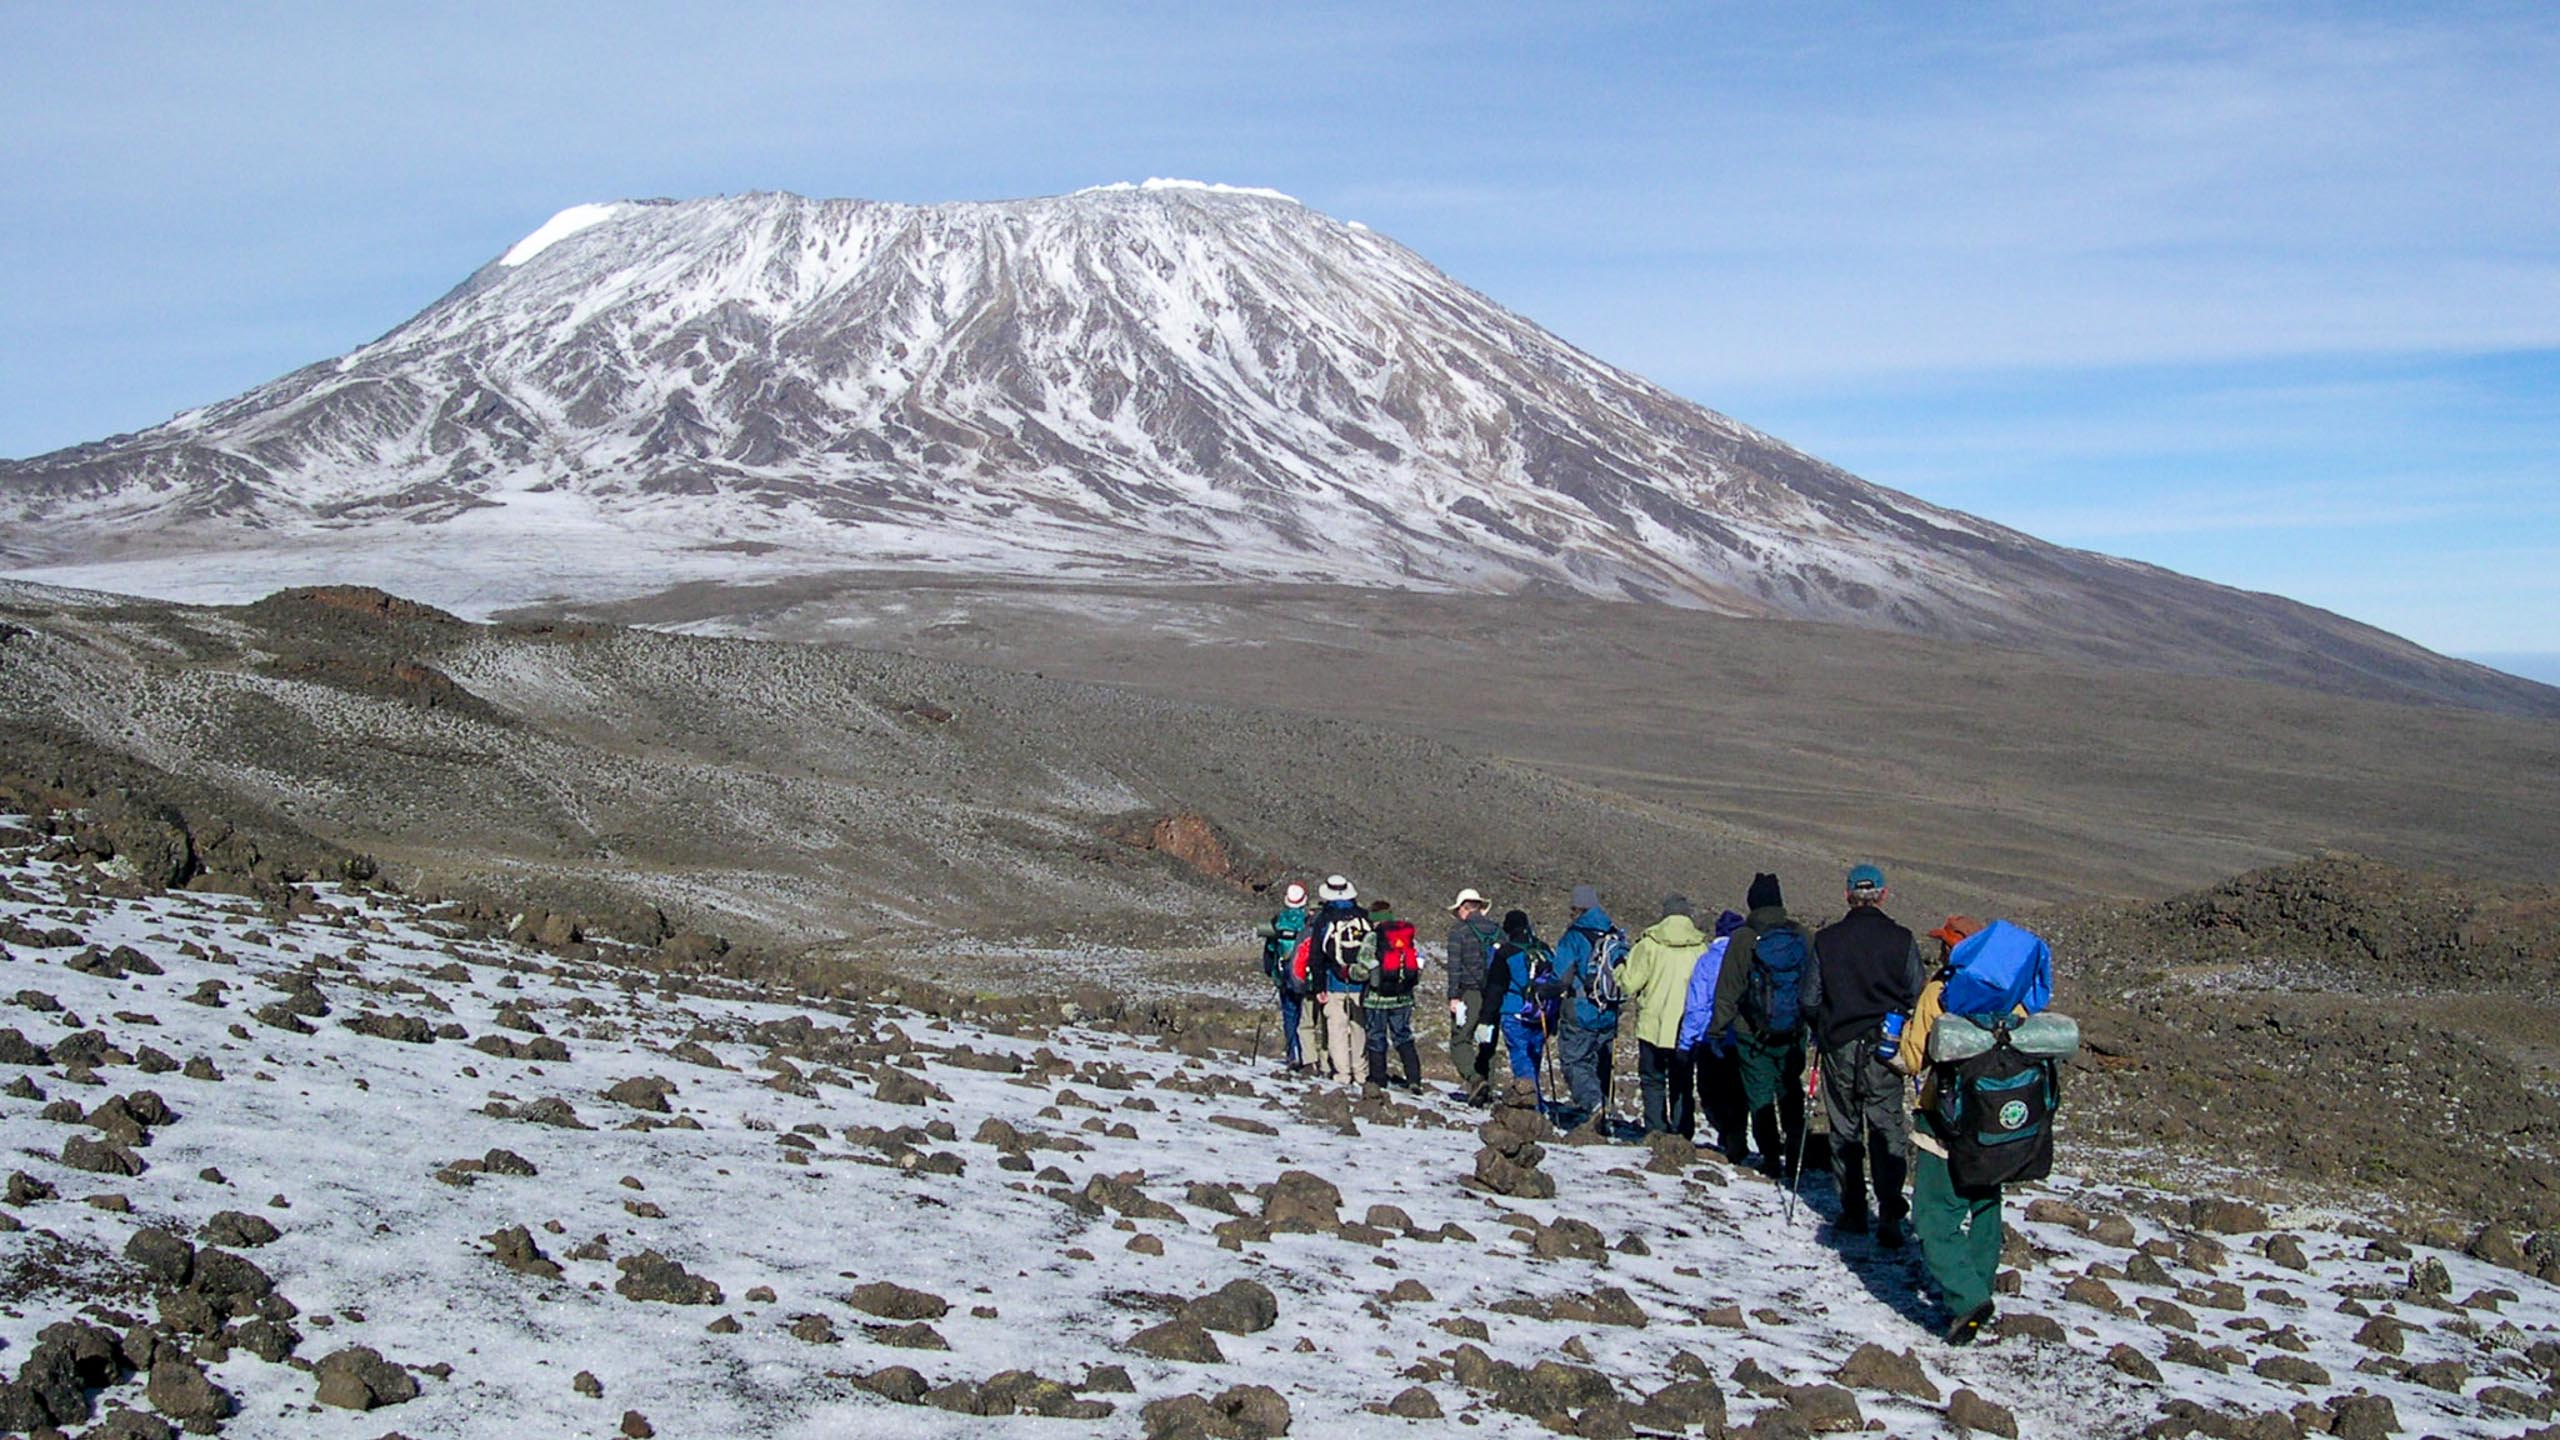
[1912,1146,2003,1317]
[1733,1031,1803,1110]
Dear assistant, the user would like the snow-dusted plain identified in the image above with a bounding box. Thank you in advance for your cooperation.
[3,828,2554,1438]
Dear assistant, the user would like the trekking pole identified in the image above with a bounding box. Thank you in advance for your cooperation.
[1251,1010,1268,1068]
[1537,1012,1555,1119]
[1782,1052,1816,1227]
[1603,1034,1619,1140]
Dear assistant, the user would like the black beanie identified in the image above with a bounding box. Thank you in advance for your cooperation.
[1502,909,1531,939]
[1747,872,1784,911]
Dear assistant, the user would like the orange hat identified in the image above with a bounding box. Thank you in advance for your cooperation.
[1928,915,1985,951]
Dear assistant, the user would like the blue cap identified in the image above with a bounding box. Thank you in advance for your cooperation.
[1847,864,1887,893]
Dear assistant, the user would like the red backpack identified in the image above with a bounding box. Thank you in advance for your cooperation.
[1286,931,1317,994]
[1372,921,1420,999]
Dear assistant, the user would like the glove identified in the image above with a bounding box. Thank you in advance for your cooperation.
[1473,1024,1495,1044]
[1449,999,1467,1021]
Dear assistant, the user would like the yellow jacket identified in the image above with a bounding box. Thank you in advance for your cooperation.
[1619,913,1708,1050]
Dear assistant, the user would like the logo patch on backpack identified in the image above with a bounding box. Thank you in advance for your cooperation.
[1997,1099,2029,1130]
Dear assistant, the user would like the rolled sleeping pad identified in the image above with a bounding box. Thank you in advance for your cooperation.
[1928,1011,2081,1064]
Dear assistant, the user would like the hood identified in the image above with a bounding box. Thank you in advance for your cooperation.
[1641,914,1707,948]
[1571,906,1614,934]
[1745,904,1793,932]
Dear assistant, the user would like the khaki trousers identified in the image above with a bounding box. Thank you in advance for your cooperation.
[1317,991,1369,1083]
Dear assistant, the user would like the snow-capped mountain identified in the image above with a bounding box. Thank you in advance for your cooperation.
[1,183,2547,714]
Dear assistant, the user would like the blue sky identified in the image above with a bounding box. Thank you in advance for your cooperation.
[3,1,2554,667]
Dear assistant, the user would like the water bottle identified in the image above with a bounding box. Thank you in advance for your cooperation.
[1876,1011,1907,1065]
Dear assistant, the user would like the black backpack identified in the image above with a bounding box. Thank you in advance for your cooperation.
[1319,912,1375,985]
[1932,1029,2059,1188]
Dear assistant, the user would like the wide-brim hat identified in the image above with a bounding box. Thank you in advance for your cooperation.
[1447,887,1486,913]
[1318,875,1357,903]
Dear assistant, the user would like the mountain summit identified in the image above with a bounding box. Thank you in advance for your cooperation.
[2,184,2548,714]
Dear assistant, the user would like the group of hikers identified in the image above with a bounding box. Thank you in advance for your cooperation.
[1253,866,2071,1345]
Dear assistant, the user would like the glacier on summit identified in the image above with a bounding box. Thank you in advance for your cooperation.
[499,202,633,267]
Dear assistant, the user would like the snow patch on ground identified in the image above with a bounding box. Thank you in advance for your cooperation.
[1,837,2554,1437]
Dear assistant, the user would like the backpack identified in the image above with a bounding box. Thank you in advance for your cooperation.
[1260,914,1306,983]
[1932,1024,2060,1188]
[1571,924,1630,1008]
[1284,931,1317,996]
[1320,912,1375,985]
[1371,921,1420,998]
[1941,920,2053,1018]
[1739,923,1809,1039]
[1509,937,1563,1031]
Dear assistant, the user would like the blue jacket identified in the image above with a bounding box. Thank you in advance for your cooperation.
[1554,906,1620,1031]
[1676,937,1732,1052]
[1481,929,1546,1021]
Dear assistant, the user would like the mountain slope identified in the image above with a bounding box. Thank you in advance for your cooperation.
[3,183,2549,716]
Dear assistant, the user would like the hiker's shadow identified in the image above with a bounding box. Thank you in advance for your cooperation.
[1791,1164,1938,1329]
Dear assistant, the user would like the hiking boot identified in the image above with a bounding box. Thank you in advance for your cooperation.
[1836,1209,1872,1236]
[1944,1301,1995,1346]
[1876,1219,1905,1250]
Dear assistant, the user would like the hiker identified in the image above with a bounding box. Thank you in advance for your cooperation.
[1351,899,1426,1092]
[1618,894,1709,1138]
[1897,914,2070,1344]
[1478,909,1557,1097]
[1806,864,1927,1245]
[1304,875,1374,1085]
[1553,884,1626,1135]
[1679,909,1749,1158]
[1710,873,1812,1178]
[1252,881,1312,1071]
[1898,915,1993,1338]
[1443,888,1503,1103]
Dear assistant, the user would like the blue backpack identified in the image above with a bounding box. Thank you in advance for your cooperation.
[1739,924,1809,1039]
[1941,921,2053,1019]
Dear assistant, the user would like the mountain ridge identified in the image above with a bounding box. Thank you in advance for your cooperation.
[3,184,2551,717]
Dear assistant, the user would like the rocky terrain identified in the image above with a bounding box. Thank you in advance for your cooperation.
[6,824,2560,1439]
[0,580,1813,952]
[540,574,2560,901]
[5,185,2547,718]
[2031,856,2560,1233]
